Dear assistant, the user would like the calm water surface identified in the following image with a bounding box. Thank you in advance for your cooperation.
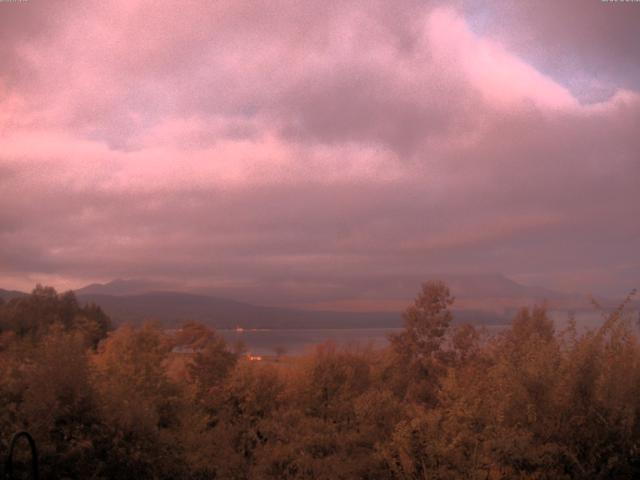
[217,311,619,356]
[218,328,402,356]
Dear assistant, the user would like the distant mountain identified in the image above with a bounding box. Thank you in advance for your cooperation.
[75,278,178,296]
[69,275,604,328]
[5,273,612,329]
[0,288,27,301]
[73,290,508,329]
[417,273,593,314]
[428,273,565,300]
[80,274,573,302]
[74,290,401,329]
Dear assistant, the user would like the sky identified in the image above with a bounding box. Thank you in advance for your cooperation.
[0,0,639,307]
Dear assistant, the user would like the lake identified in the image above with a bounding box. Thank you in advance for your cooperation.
[216,311,621,356]
[218,328,403,356]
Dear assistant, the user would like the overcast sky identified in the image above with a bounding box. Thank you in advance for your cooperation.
[1,0,639,307]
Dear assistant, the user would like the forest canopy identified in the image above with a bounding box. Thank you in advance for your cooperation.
[0,283,639,479]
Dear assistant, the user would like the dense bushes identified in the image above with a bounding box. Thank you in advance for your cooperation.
[0,283,638,479]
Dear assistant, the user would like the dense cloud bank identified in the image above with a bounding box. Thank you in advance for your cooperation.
[1,0,639,303]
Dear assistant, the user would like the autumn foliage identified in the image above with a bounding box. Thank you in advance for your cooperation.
[0,283,639,479]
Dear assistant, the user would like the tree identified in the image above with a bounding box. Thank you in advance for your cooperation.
[389,280,455,403]
[0,285,111,346]
[19,326,98,478]
[91,323,183,479]
[174,321,238,399]
[273,345,287,362]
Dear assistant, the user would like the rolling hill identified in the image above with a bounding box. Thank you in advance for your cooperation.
[0,288,28,301]
[72,289,507,329]
[6,274,623,330]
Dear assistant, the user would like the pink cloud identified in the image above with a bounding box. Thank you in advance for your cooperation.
[426,7,578,111]
[0,1,638,299]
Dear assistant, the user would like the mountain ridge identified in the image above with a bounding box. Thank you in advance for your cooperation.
[4,275,634,329]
